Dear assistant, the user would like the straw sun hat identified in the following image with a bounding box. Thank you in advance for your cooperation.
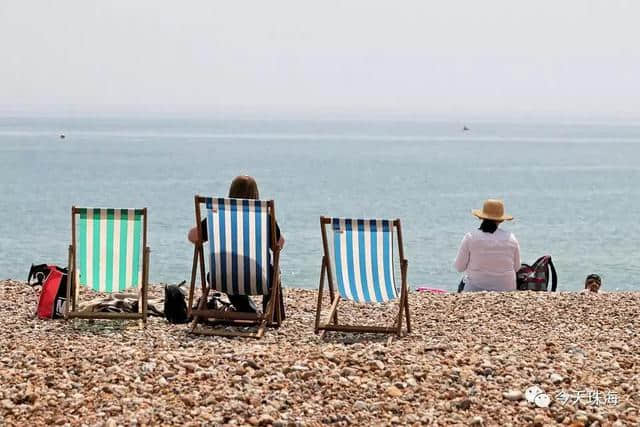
[472,199,514,221]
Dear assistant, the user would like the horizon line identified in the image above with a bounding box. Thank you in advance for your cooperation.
[1,107,640,123]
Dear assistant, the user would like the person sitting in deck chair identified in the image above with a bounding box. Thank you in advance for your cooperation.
[188,175,285,319]
[455,199,520,292]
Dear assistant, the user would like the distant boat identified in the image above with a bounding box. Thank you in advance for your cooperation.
[60,134,65,139]
[462,126,470,132]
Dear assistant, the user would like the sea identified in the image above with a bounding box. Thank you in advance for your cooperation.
[1,115,639,292]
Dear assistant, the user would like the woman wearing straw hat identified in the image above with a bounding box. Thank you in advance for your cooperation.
[454,199,521,292]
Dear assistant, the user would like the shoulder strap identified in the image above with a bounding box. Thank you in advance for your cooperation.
[532,256,548,267]
[547,257,558,292]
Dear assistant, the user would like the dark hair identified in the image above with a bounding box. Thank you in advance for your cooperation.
[228,175,259,199]
[479,219,498,233]
[584,274,602,288]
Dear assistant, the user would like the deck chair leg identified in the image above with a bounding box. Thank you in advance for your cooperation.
[404,291,411,334]
[402,260,411,334]
[273,281,283,327]
[65,245,73,319]
[273,266,284,327]
[276,279,283,326]
[265,250,282,328]
[257,292,275,338]
[190,241,210,332]
[327,275,338,325]
[320,295,341,338]
[141,247,150,326]
[191,288,209,330]
[188,246,199,317]
[257,284,279,338]
[72,273,78,313]
[265,279,281,327]
[396,294,405,337]
[319,218,339,325]
[254,313,269,339]
[190,275,211,333]
[256,323,266,339]
[256,286,277,338]
[314,258,327,333]
[396,260,408,337]
[189,302,204,333]
[262,284,280,323]
[70,249,79,314]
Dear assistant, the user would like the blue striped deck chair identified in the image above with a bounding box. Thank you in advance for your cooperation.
[66,207,150,321]
[187,196,282,338]
[314,217,411,337]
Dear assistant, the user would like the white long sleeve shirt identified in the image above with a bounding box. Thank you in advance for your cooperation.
[454,228,521,292]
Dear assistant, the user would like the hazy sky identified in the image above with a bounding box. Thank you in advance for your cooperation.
[1,1,639,117]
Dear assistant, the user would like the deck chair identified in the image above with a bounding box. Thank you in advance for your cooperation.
[65,207,150,322]
[188,196,282,338]
[314,217,411,337]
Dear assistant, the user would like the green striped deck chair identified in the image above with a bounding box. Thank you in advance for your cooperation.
[66,207,150,321]
[314,217,411,338]
[188,196,282,338]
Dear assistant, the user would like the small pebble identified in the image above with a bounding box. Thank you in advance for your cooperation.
[503,390,523,401]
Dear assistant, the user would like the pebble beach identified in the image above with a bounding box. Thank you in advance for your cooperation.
[1,280,639,426]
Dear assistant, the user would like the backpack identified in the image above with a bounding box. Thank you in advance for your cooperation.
[164,281,190,324]
[164,281,234,324]
[516,256,558,292]
[28,264,69,319]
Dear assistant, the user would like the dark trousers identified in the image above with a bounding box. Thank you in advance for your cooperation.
[458,280,465,293]
[228,292,285,319]
[207,273,286,321]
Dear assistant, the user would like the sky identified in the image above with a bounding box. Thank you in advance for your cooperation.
[1,1,639,118]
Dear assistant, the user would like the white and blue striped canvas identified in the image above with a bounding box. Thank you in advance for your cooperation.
[329,218,398,303]
[204,198,273,295]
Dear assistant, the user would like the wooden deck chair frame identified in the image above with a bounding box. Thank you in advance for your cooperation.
[187,196,282,339]
[65,207,150,322]
[314,216,411,337]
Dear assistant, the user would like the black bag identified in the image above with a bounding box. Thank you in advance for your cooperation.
[28,264,68,319]
[517,256,558,291]
[164,281,236,324]
[164,281,190,324]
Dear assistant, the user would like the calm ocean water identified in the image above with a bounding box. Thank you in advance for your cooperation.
[1,116,639,292]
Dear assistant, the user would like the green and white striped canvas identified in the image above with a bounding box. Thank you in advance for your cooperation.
[76,208,144,292]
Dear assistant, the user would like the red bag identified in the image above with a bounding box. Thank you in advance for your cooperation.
[29,264,69,319]
[516,256,558,292]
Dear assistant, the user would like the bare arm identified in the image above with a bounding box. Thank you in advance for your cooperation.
[187,226,199,244]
